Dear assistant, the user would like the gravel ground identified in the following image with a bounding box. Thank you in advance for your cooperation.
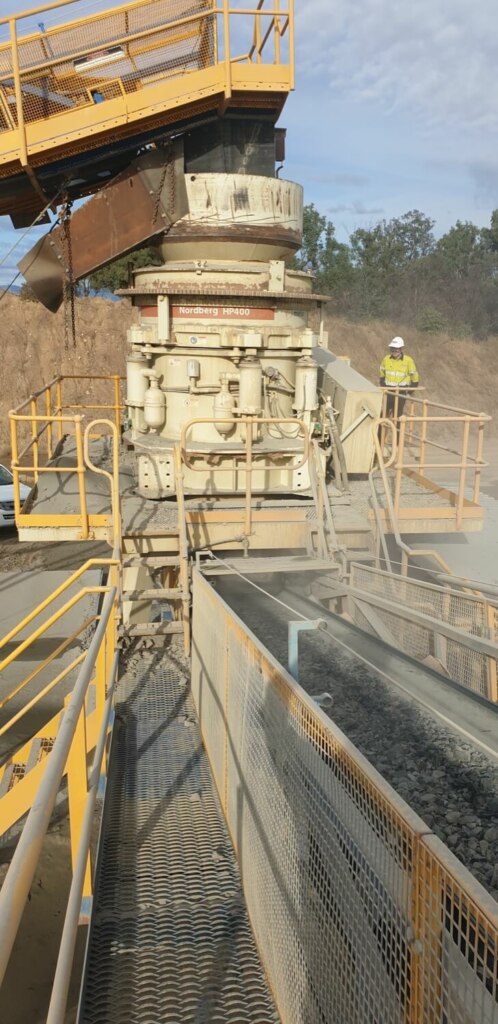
[218,577,498,902]
[0,528,109,573]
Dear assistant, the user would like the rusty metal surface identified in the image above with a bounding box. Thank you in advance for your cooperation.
[118,283,330,302]
[162,222,301,248]
[19,147,188,311]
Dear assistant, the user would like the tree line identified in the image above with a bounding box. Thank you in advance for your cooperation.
[293,205,498,338]
[21,205,498,339]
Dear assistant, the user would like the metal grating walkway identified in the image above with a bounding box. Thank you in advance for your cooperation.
[78,657,278,1024]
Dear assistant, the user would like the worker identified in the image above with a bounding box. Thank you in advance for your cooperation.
[379,336,419,418]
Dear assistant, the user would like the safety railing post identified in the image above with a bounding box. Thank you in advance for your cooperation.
[289,0,295,88]
[174,444,191,655]
[473,414,485,505]
[456,416,470,530]
[486,604,498,702]
[66,700,92,900]
[394,416,406,517]
[9,413,21,523]
[9,18,28,168]
[255,6,262,63]
[74,416,89,539]
[222,0,232,97]
[45,386,53,461]
[274,0,281,63]
[419,398,428,472]
[56,378,63,442]
[244,420,253,539]
[407,843,421,1024]
[112,375,121,436]
[30,397,39,484]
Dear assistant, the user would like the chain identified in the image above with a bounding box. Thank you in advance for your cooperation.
[152,142,176,233]
[60,195,76,349]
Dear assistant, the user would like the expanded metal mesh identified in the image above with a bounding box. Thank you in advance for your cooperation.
[0,0,289,142]
[350,564,494,698]
[0,0,215,133]
[80,665,278,1023]
[191,570,498,1024]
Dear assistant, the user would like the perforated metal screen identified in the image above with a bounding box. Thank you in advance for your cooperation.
[350,563,496,699]
[191,568,498,1023]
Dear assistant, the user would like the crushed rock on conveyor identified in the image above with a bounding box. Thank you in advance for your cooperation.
[218,578,498,902]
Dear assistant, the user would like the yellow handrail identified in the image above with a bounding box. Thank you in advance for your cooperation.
[0,557,118,651]
[0,612,96,710]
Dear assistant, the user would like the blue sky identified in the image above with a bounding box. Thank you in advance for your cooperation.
[0,0,497,282]
[286,0,498,243]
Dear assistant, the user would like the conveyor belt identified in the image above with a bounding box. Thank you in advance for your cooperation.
[78,657,278,1024]
[215,574,498,765]
[279,586,498,763]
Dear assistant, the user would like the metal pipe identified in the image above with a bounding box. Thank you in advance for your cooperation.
[180,416,309,472]
[473,416,486,504]
[46,650,119,1024]
[326,406,349,493]
[370,419,454,577]
[55,379,63,442]
[44,387,53,461]
[288,618,326,681]
[83,420,121,551]
[30,397,39,484]
[436,575,498,600]
[393,416,406,517]
[456,416,471,529]
[0,587,116,988]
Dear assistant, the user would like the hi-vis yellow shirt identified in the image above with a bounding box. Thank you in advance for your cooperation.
[379,354,419,387]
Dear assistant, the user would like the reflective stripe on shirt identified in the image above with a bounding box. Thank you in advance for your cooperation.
[379,354,419,387]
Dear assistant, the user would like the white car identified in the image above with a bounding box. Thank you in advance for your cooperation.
[0,464,31,528]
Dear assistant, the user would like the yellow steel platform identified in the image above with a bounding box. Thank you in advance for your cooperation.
[0,0,293,223]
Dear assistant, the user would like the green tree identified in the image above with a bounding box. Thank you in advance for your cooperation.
[435,221,481,276]
[89,246,162,292]
[292,203,352,296]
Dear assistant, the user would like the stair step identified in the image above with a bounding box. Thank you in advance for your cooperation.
[0,764,14,797]
[127,622,184,637]
[123,588,183,601]
[123,556,180,568]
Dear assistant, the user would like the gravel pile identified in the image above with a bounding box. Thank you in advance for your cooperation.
[219,578,498,902]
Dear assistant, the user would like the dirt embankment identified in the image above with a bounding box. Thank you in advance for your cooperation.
[0,296,495,462]
[326,315,497,423]
[0,294,134,460]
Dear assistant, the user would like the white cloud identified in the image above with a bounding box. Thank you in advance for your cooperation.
[297,0,498,131]
[328,201,384,216]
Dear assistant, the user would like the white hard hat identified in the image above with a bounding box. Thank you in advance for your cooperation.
[389,336,404,348]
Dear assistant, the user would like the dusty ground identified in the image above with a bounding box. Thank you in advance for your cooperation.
[326,314,498,423]
[0,529,108,573]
